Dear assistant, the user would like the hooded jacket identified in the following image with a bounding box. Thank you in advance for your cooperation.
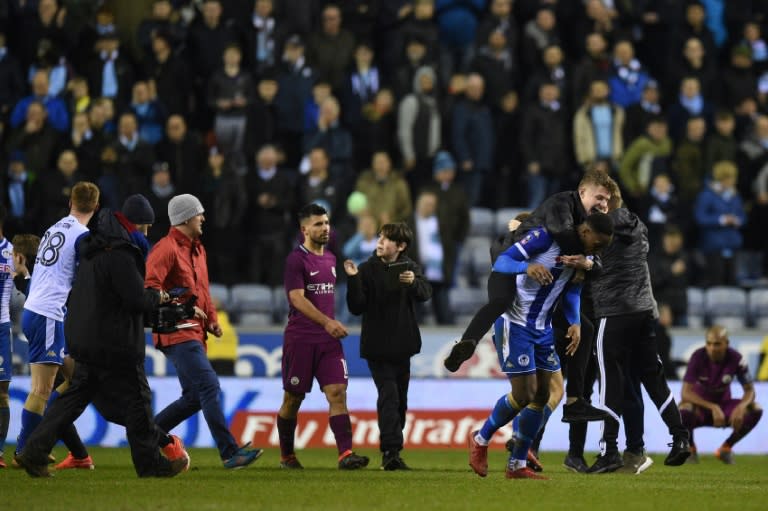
[513,190,587,254]
[589,208,656,318]
[346,252,432,362]
[65,209,161,368]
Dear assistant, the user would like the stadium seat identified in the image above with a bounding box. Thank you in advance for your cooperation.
[209,283,231,310]
[469,207,495,238]
[230,284,274,325]
[686,287,705,328]
[705,286,748,330]
[449,287,487,324]
[495,208,528,236]
[748,288,768,329]
[271,286,289,324]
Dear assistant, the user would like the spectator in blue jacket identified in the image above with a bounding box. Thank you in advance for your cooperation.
[10,69,69,133]
[694,161,746,287]
[608,40,652,109]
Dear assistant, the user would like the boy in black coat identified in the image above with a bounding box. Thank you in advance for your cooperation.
[344,222,432,470]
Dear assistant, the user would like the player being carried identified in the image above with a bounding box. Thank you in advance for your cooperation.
[468,212,614,479]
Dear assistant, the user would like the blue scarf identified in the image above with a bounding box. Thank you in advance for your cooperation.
[130,230,150,259]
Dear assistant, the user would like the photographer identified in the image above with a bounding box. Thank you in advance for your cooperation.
[344,222,432,470]
[145,194,262,470]
[17,195,189,478]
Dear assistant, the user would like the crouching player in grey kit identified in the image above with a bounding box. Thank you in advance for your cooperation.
[344,222,432,470]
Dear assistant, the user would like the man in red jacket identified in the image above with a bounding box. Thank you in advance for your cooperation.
[145,194,262,469]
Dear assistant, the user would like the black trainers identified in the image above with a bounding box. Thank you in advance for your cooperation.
[280,454,304,469]
[561,398,612,423]
[382,451,411,471]
[563,454,589,473]
[664,437,691,466]
[338,451,369,470]
[586,452,623,474]
[15,453,52,478]
[443,339,478,372]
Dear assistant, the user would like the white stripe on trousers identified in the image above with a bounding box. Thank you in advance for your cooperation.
[595,316,620,456]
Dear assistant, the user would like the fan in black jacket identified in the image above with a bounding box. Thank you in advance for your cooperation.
[16,196,188,478]
[344,222,431,471]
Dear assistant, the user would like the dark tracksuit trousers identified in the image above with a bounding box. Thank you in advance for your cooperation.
[594,310,687,455]
[22,361,171,477]
[367,359,411,453]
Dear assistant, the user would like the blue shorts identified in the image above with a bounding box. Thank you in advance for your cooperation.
[22,310,65,365]
[0,322,11,381]
[493,317,561,375]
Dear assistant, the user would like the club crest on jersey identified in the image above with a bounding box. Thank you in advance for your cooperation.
[722,374,733,384]
[517,354,530,367]
[290,376,300,386]
[1,249,11,258]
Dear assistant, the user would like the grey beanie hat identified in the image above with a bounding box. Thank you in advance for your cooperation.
[168,194,205,225]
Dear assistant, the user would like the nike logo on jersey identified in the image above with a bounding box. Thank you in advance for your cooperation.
[310,271,320,276]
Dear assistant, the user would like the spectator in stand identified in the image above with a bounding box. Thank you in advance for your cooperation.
[354,151,413,226]
[643,173,681,253]
[40,150,85,229]
[667,77,713,143]
[304,81,333,135]
[742,21,768,74]
[246,76,280,163]
[88,97,116,138]
[185,0,238,130]
[720,45,758,110]
[680,326,763,465]
[608,40,652,109]
[64,76,91,116]
[493,90,521,208]
[0,31,25,122]
[245,144,295,287]
[342,211,379,269]
[144,163,174,243]
[393,35,438,101]
[298,147,342,218]
[572,32,612,112]
[469,28,517,110]
[5,101,62,181]
[10,70,69,134]
[526,45,571,111]
[337,0,379,44]
[618,115,672,211]
[67,111,105,181]
[521,82,569,209]
[243,0,285,75]
[666,37,716,104]
[672,116,708,208]
[745,117,768,277]
[408,189,454,325]
[129,80,167,146]
[451,73,495,207]
[303,96,354,189]
[85,29,135,113]
[208,43,255,176]
[154,114,207,196]
[306,4,356,92]
[398,0,441,70]
[106,112,155,209]
[397,66,442,195]
[520,6,559,76]
[623,79,662,147]
[200,147,247,286]
[144,32,191,117]
[1,152,43,240]
[670,2,717,63]
[358,88,398,171]
[704,111,738,176]
[341,41,382,140]
[693,161,746,287]
[475,0,517,60]
[573,79,625,172]
[14,0,75,74]
[274,34,314,168]
[649,226,689,326]
[136,0,185,59]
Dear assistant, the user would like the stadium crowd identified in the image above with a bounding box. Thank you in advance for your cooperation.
[1,0,768,321]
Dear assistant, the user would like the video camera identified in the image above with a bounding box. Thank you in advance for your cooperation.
[150,287,198,334]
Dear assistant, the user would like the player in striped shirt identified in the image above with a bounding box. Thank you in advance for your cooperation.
[0,205,14,468]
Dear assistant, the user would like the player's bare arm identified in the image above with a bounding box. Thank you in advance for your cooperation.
[288,288,348,339]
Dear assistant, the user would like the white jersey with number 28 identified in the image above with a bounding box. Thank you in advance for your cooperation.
[23,215,89,321]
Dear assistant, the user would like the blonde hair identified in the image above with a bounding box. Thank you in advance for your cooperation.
[712,161,738,182]
[70,181,100,213]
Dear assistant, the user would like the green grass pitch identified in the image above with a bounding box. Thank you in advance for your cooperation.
[2,447,767,510]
